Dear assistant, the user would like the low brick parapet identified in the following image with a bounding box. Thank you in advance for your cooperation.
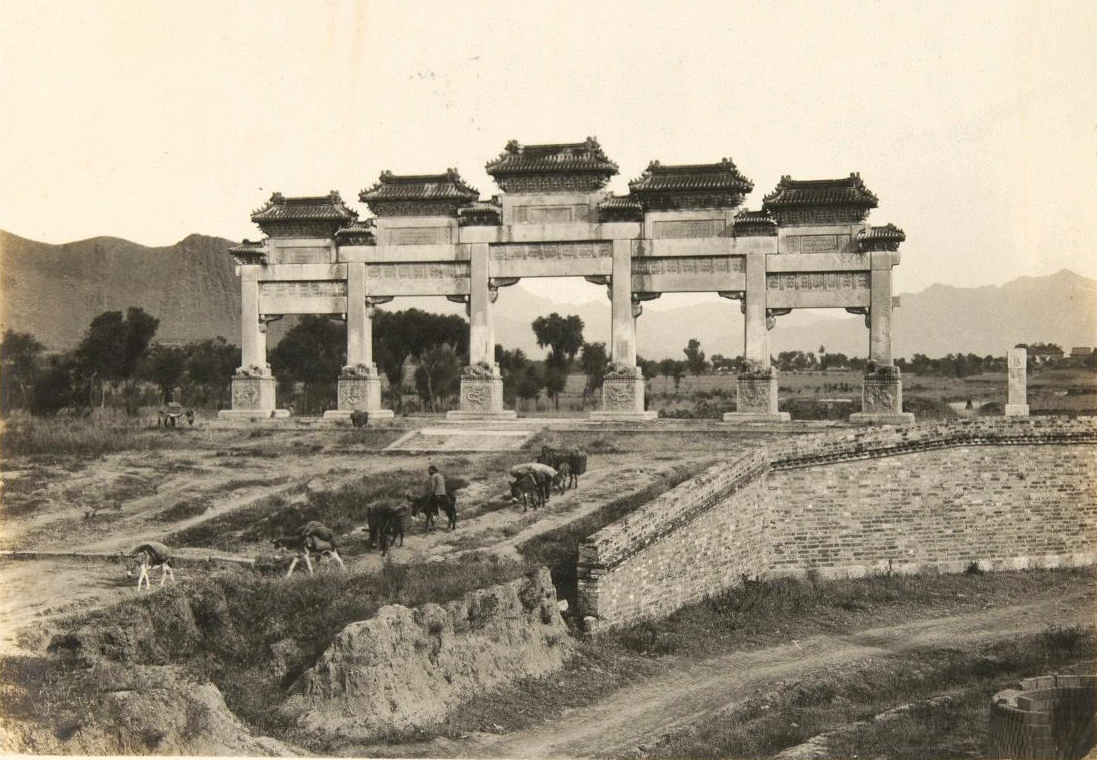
[989,674,1096,759]
[772,416,1097,470]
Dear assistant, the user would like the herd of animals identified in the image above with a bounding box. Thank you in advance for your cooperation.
[120,445,588,588]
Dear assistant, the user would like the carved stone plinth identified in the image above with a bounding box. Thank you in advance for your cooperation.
[323,365,394,420]
[219,374,289,419]
[1004,403,1030,417]
[849,368,914,424]
[590,372,657,421]
[724,373,789,422]
[446,373,516,420]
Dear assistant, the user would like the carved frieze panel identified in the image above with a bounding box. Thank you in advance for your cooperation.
[633,256,745,275]
[512,205,588,224]
[773,206,868,226]
[652,219,725,239]
[365,262,470,279]
[271,247,332,264]
[766,272,869,291]
[783,234,852,254]
[259,281,348,298]
[386,227,452,245]
[496,175,606,193]
[490,242,612,261]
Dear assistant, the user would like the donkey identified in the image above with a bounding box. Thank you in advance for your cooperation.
[510,473,544,512]
[369,504,409,555]
[122,541,175,590]
[273,523,345,576]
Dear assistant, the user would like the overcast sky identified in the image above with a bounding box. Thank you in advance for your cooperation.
[2,0,1095,306]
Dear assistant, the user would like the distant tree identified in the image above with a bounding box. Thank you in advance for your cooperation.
[185,337,239,408]
[29,355,81,416]
[683,338,708,376]
[270,315,345,414]
[374,309,469,410]
[638,356,660,380]
[0,329,46,412]
[141,344,187,403]
[513,364,543,411]
[532,313,585,367]
[820,352,850,370]
[542,364,568,411]
[74,307,159,411]
[414,343,461,411]
[578,341,609,402]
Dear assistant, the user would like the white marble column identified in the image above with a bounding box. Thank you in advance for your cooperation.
[449,243,514,419]
[725,250,788,422]
[592,240,655,420]
[326,263,393,420]
[850,252,913,424]
[220,265,288,419]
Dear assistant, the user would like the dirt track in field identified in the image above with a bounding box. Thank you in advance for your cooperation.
[373,589,1093,759]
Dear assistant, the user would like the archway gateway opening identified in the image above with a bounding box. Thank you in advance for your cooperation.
[222,140,909,424]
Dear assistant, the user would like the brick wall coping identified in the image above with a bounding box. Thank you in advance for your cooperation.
[580,417,1096,575]
[578,451,768,572]
[771,416,1097,470]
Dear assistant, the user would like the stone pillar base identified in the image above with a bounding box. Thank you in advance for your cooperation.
[591,370,654,421]
[331,367,392,417]
[848,412,916,425]
[447,372,515,419]
[732,372,784,416]
[723,411,791,423]
[1004,403,1030,417]
[217,408,291,420]
[223,375,287,418]
[852,367,913,424]
[588,410,659,422]
[322,409,396,421]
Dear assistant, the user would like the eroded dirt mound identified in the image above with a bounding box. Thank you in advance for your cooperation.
[282,566,573,738]
[0,663,296,756]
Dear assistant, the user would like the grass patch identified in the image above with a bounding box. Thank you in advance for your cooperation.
[0,417,196,458]
[158,498,212,522]
[653,626,1096,760]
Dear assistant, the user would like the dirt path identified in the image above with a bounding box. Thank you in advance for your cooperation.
[411,590,1092,759]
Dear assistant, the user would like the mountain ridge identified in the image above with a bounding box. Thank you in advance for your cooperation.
[1,230,1093,358]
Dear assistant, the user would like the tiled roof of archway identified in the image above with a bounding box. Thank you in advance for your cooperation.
[762,173,878,208]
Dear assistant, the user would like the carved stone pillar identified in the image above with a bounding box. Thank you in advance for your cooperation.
[324,269,395,421]
[220,266,288,419]
[590,241,656,420]
[850,253,913,424]
[448,245,516,420]
[1005,347,1029,416]
[724,252,789,422]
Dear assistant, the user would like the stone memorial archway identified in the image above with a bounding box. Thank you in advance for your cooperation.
[221,139,910,423]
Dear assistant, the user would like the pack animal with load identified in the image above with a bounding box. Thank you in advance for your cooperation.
[537,446,587,491]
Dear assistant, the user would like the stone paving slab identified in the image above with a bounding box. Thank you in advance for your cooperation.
[385,427,539,452]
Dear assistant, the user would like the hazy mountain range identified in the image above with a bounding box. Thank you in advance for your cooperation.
[1,230,1093,359]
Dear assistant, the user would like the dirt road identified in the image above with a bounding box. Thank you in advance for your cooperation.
[406,590,1092,759]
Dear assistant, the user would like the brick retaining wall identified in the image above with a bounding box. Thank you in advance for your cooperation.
[989,675,1096,759]
[577,418,1097,631]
